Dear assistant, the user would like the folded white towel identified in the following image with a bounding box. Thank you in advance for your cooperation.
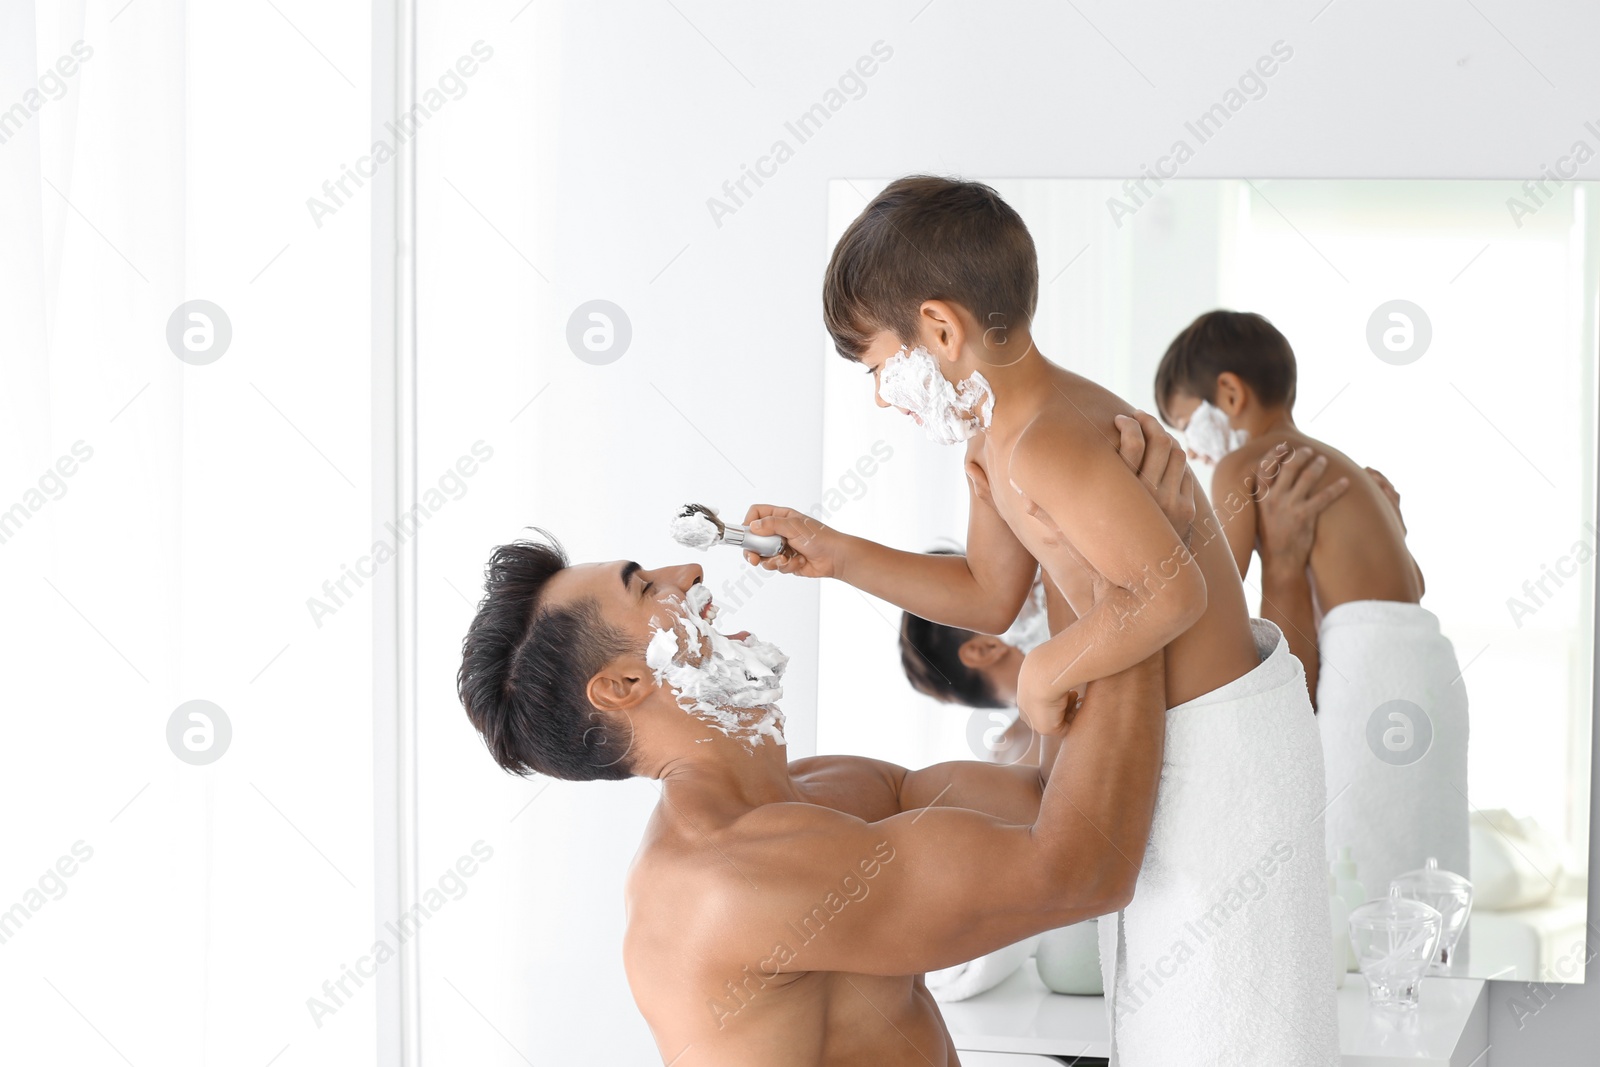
[1317,600,1470,921]
[1100,620,1338,1067]
[1471,809,1563,911]
[925,934,1040,1002]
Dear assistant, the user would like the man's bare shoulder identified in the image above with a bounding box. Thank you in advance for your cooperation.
[790,755,907,823]
[623,799,837,950]
[627,787,876,905]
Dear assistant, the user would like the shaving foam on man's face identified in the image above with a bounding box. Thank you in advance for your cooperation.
[644,583,789,747]
[1184,399,1250,465]
[876,345,996,446]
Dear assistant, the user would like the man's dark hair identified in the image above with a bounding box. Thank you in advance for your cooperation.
[823,175,1038,360]
[899,613,1005,709]
[896,551,1005,709]
[1154,309,1298,419]
[457,532,637,781]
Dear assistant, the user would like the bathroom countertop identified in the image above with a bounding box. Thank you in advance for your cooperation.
[942,961,1489,1065]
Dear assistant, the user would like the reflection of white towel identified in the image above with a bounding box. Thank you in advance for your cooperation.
[925,935,1039,1002]
[1317,601,1470,912]
[1100,620,1337,1067]
[1471,810,1564,910]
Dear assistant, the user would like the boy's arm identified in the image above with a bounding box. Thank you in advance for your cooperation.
[1367,465,1426,596]
[741,412,1194,638]
[710,649,1165,979]
[1007,419,1208,730]
[745,437,1038,634]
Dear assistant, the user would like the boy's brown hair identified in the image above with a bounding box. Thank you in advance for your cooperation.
[822,175,1038,360]
[1155,309,1298,420]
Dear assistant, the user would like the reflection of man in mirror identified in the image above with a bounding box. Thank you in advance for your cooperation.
[1156,309,1471,925]
[898,553,1050,763]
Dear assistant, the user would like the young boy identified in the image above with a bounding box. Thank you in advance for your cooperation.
[1155,308,1470,925]
[746,177,1337,1066]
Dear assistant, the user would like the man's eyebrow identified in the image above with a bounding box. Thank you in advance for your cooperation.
[619,561,641,591]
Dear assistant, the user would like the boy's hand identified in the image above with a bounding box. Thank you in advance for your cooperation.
[1016,657,1084,737]
[1365,466,1406,532]
[741,505,850,577]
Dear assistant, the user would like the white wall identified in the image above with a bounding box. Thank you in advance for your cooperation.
[409,2,1600,1062]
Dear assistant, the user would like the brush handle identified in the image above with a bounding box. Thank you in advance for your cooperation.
[738,532,787,558]
[720,523,786,557]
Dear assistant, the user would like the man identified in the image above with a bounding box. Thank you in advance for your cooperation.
[456,421,1192,1065]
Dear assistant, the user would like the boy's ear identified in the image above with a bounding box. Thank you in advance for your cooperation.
[957,635,1009,669]
[916,300,967,362]
[587,659,652,713]
[1214,371,1249,418]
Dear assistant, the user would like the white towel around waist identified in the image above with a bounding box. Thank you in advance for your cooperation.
[1099,619,1339,1067]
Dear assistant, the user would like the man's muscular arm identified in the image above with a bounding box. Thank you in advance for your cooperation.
[709,648,1166,980]
[1255,447,1349,709]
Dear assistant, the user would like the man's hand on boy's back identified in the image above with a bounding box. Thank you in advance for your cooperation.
[741,506,851,578]
[1254,448,1349,579]
[1113,411,1197,544]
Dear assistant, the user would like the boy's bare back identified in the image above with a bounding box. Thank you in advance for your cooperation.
[978,364,1259,708]
[1214,430,1422,615]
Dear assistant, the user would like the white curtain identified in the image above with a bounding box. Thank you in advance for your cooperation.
[1,2,378,1063]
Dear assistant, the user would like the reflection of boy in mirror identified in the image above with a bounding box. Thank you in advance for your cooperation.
[1155,310,1424,703]
[1155,308,1470,905]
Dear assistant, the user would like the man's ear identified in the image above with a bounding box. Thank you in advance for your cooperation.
[957,635,1010,670]
[1214,371,1249,418]
[916,299,968,363]
[587,659,652,714]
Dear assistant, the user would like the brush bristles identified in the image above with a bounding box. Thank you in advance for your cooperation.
[677,502,726,536]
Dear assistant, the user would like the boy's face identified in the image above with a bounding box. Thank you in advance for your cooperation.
[1163,390,1249,465]
[857,326,986,412]
[1161,392,1204,432]
[856,330,921,417]
[1161,392,1212,462]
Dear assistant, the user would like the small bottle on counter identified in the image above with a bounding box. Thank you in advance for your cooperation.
[1332,846,1367,972]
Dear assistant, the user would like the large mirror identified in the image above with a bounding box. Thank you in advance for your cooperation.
[818,178,1597,985]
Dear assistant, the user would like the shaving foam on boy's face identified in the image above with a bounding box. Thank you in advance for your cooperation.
[644,583,789,747]
[1183,399,1249,465]
[876,345,996,446]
